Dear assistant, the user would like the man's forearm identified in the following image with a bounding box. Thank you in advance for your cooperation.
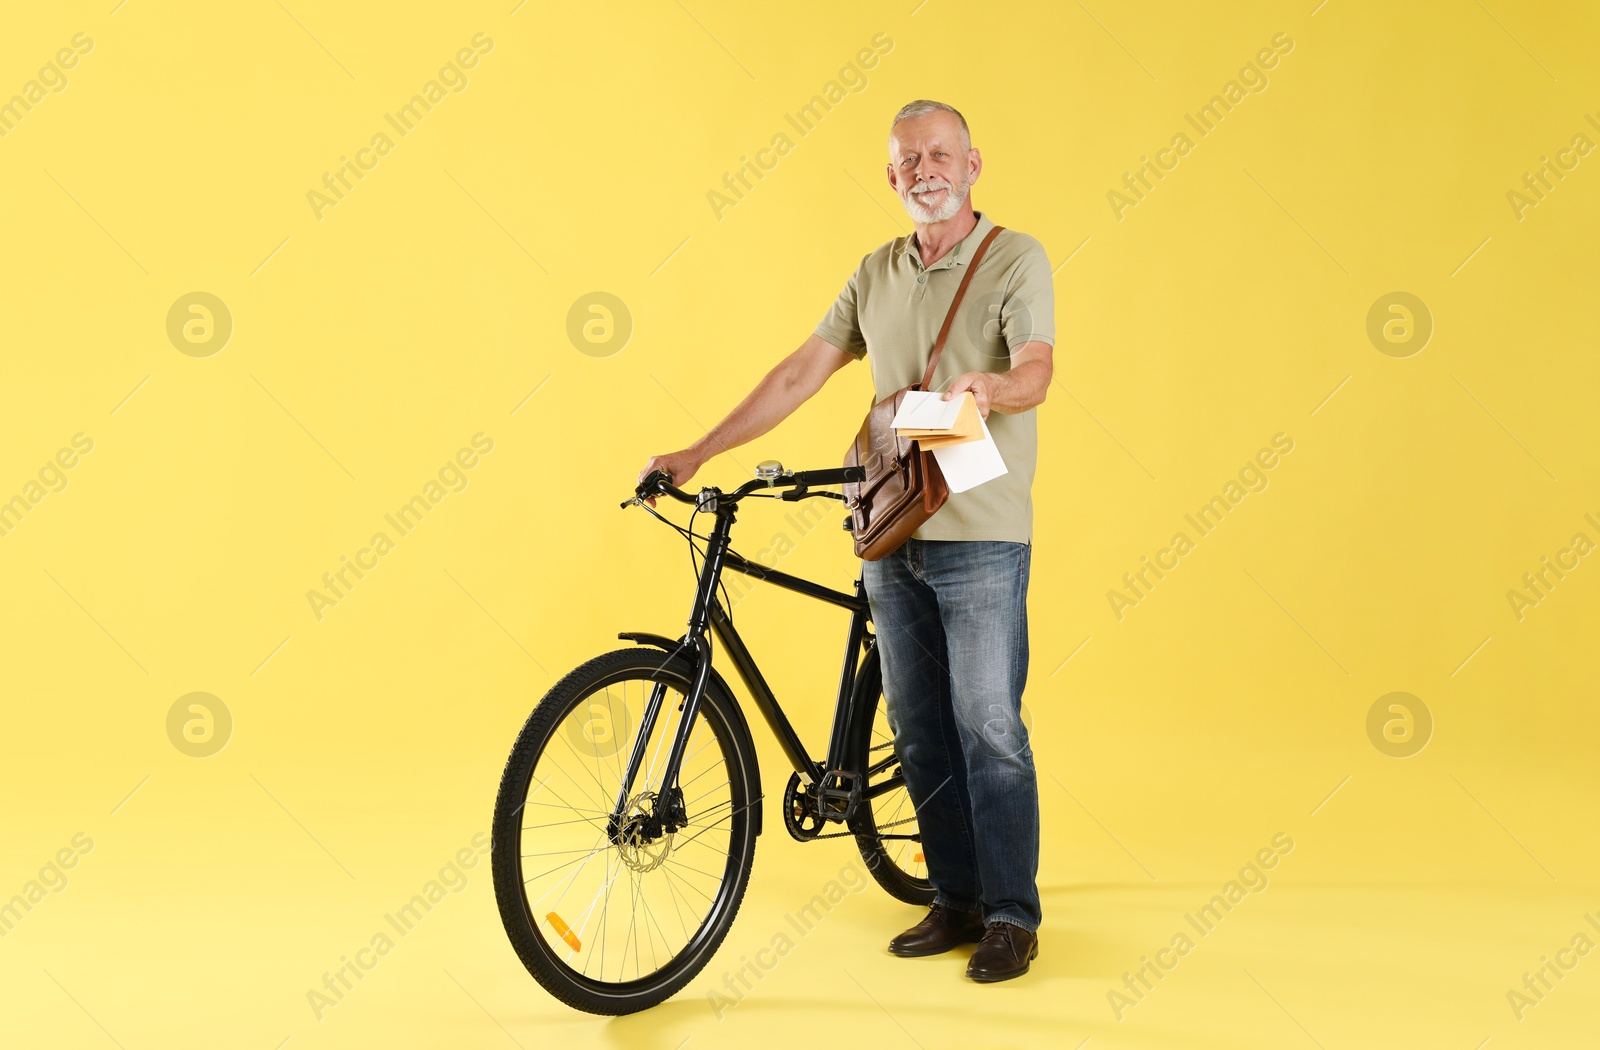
[688,358,809,462]
[985,359,1051,414]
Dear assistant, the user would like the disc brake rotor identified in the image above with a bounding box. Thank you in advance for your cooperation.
[613,790,674,872]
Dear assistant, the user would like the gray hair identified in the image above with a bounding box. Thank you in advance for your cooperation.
[889,99,971,152]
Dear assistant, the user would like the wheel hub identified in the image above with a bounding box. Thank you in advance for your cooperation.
[613,791,674,872]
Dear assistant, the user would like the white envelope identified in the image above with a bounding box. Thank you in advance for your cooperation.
[889,390,964,430]
[928,412,1007,493]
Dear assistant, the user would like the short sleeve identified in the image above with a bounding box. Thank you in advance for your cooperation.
[813,258,868,360]
[1000,240,1056,352]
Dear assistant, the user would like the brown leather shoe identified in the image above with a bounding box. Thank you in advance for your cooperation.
[965,922,1038,981]
[887,904,986,957]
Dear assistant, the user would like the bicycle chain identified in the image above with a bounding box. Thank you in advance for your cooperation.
[810,813,919,840]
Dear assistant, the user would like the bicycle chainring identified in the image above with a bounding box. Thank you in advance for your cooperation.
[781,772,827,841]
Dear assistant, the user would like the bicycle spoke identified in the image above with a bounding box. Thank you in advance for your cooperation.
[557,718,620,810]
[863,703,926,880]
[673,796,755,851]
[638,882,672,976]
[682,776,733,808]
[523,776,612,836]
[521,846,616,859]
[559,853,612,960]
[529,828,609,913]
[657,857,723,882]
[524,800,612,815]
[522,813,615,832]
[670,732,721,788]
[541,751,616,820]
[522,841,615,884]
[672,835,734,861]
[624,863,641,980]
[660,863,693,941]
[595,849,618,979]
[688,794,734,818]
[658,862,717,903]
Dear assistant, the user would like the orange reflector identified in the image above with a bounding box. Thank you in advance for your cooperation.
[546,912,582,951]
[912,851,925,863]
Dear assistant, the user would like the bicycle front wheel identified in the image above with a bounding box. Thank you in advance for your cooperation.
[491,647,759,1015]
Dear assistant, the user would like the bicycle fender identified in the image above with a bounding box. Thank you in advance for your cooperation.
[843,642,883,775]
[617,630,682,652]
[617,631,764,838]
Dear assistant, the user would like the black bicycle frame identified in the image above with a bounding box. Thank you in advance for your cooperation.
[613,496,875,822]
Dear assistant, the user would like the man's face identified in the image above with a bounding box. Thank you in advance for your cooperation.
[887,112,979,224]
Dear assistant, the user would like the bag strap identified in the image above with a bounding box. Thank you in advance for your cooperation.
[917,223,1005,391]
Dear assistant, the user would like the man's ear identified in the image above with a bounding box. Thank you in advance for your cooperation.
[968,148,983,183]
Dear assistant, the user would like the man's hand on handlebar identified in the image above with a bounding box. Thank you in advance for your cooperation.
[636,449,703,508]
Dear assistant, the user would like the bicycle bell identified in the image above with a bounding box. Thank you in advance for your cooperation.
[755,460,790,481]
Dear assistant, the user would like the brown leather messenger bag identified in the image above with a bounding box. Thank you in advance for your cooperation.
[842,223,1005,560]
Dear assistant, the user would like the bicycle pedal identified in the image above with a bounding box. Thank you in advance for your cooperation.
[815,769,862,819]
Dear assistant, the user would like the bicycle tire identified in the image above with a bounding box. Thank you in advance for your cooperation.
[491,647,760,1015]
[847,648,937,906]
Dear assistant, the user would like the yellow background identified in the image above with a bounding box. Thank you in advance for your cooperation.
[2,0,1597,1047]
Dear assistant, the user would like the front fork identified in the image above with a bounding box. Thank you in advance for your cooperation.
[605,634,710,842]
[609,497,736,839]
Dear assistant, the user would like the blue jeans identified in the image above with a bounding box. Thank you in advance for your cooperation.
[861,538,1041,933]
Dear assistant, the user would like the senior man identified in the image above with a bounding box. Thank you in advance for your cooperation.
[638,99,1053,983]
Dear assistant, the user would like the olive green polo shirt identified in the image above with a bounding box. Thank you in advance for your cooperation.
[815,209,1054,544]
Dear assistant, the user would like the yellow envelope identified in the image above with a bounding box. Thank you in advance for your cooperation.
[898,391,983,448]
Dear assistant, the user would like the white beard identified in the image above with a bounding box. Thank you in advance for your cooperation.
[904,177,969,224]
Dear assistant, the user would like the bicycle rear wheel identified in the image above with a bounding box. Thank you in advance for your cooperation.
[848,648,936,906]
[491,647,759,1015]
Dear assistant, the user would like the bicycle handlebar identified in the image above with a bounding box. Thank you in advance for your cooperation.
[624,465,865,509]
[788,466,865,487]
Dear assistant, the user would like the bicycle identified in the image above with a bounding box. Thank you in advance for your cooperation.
[490,460,933,1015]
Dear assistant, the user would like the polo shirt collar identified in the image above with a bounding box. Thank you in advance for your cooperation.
[900,209,995,272]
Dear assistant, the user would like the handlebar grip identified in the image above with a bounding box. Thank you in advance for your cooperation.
[796,466,865,486]
[634,469,671,497]
[633,469,694,504]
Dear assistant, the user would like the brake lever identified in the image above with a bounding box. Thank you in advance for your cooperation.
[623,469,674,508]
[779,482,847,502]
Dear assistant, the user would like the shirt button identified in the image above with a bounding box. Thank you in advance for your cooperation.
[917,275,926,283]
